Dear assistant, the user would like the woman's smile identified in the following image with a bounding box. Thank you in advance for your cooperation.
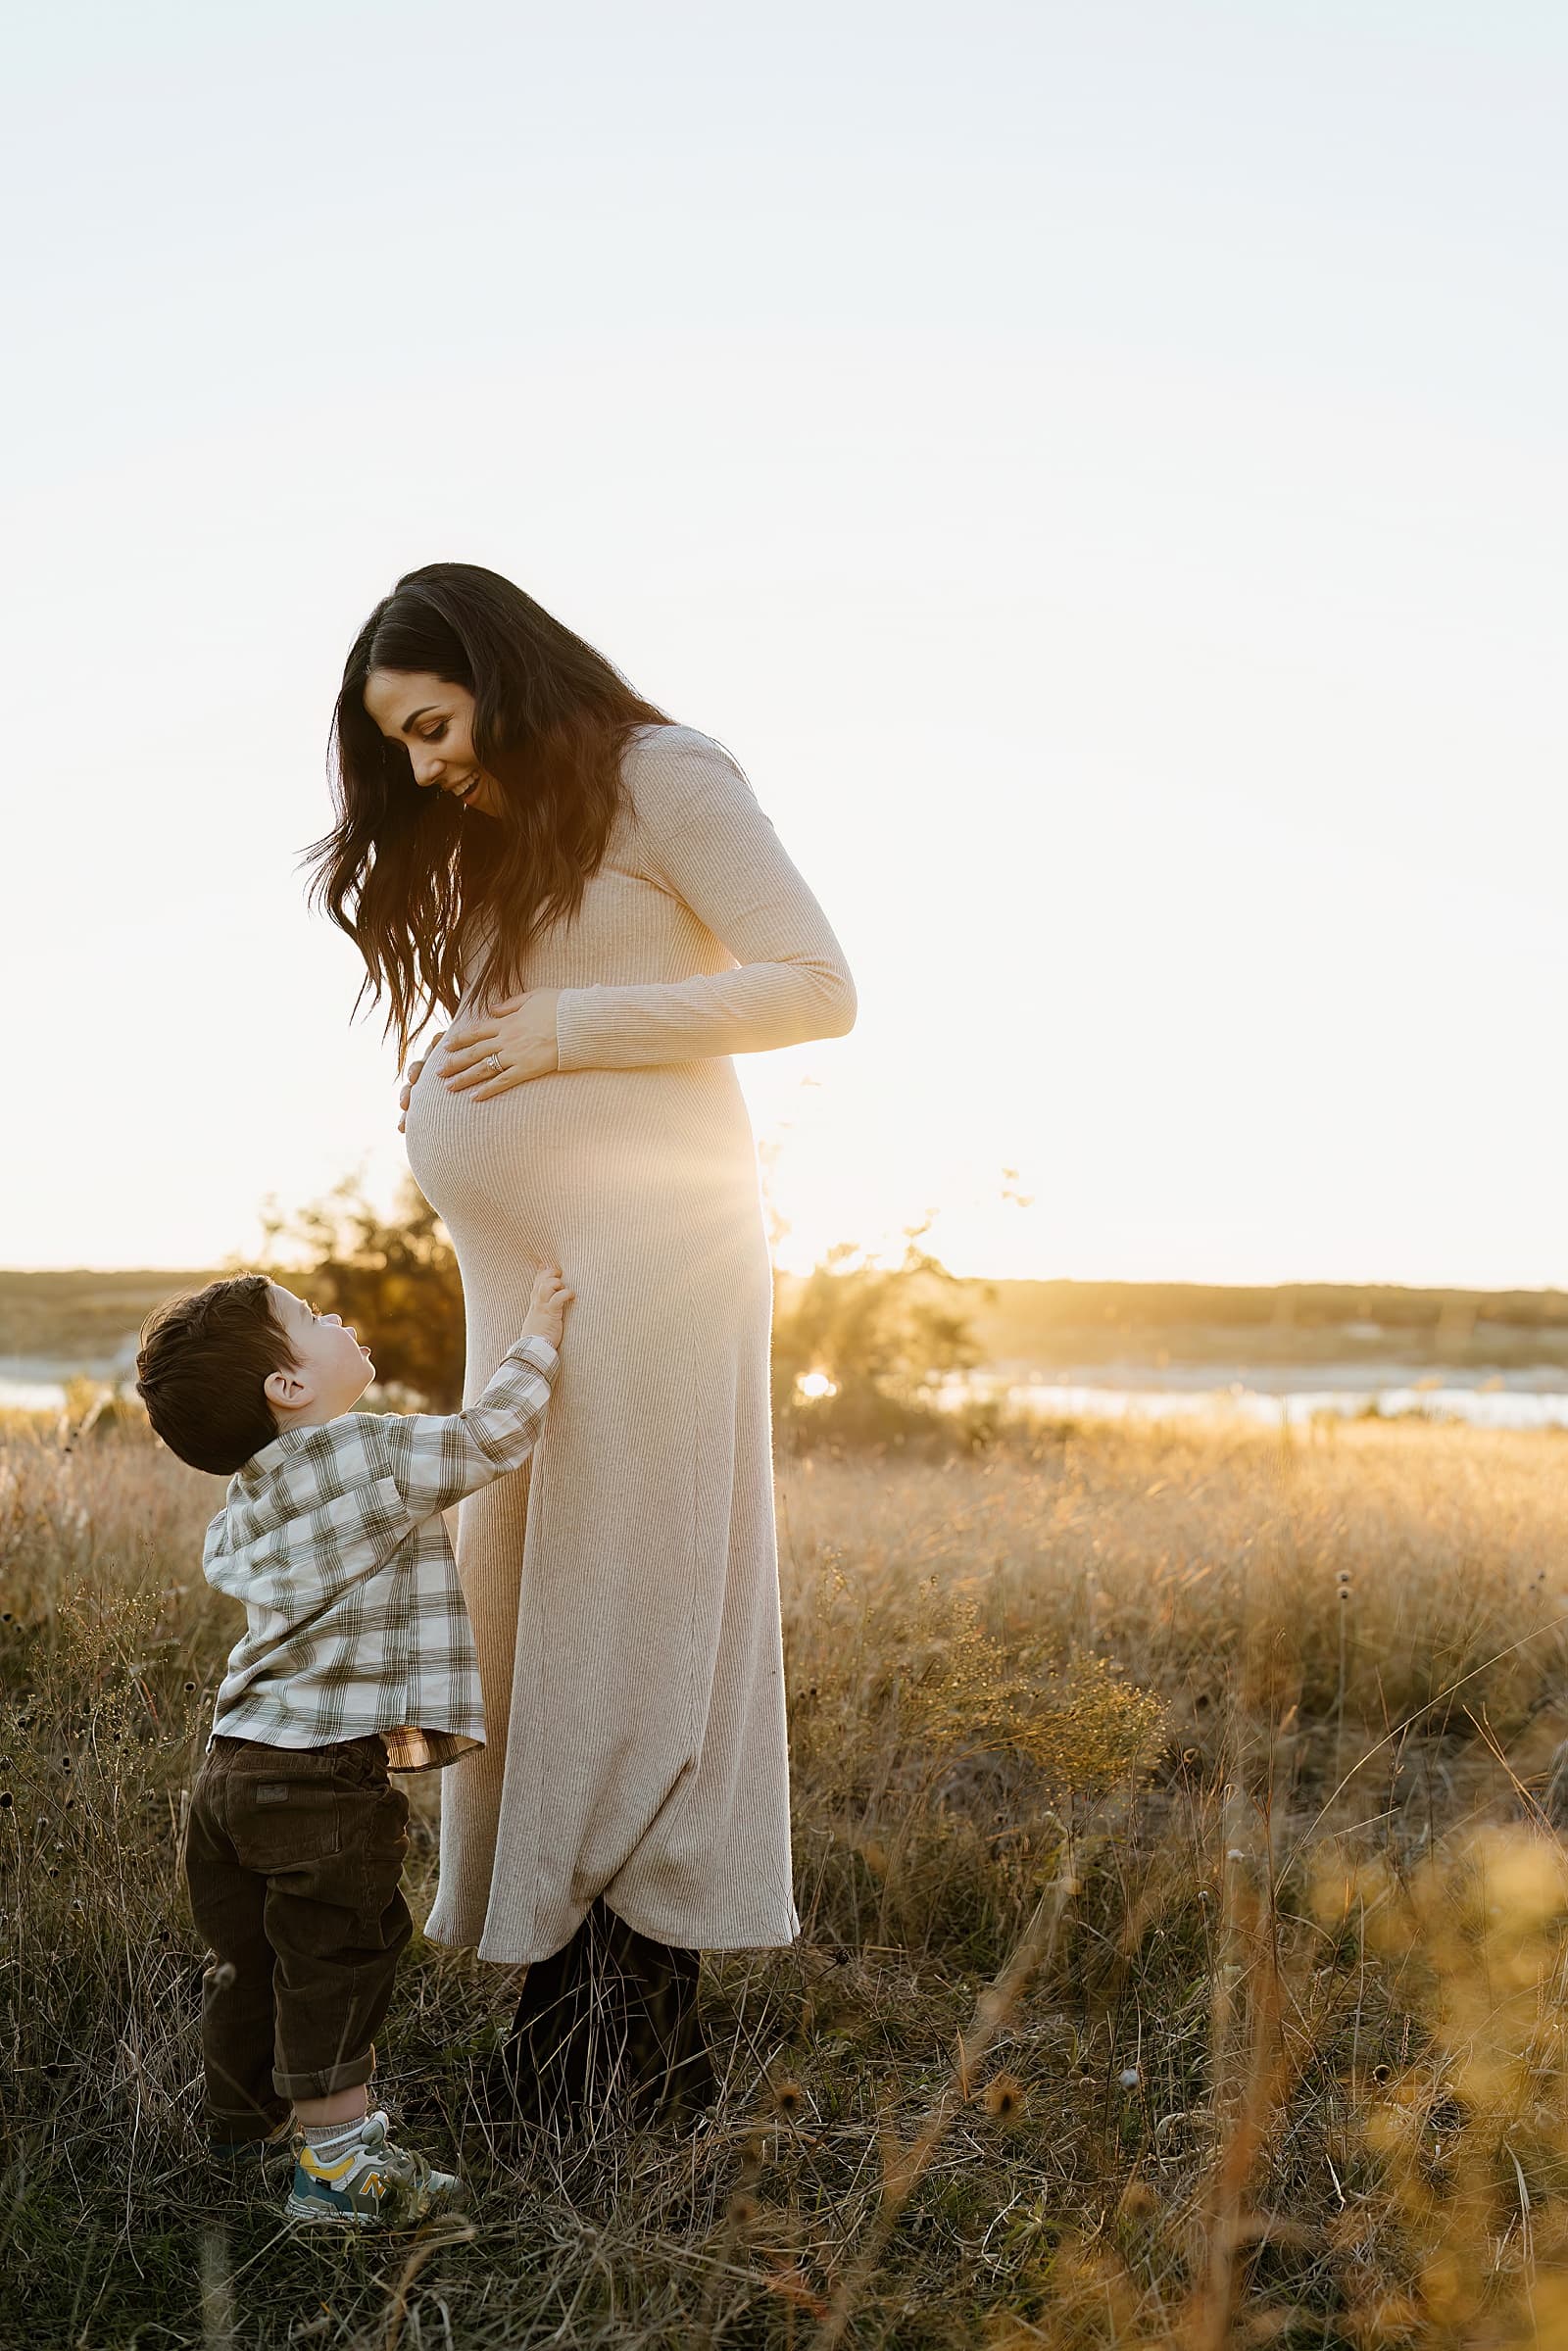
[363,668,499,815]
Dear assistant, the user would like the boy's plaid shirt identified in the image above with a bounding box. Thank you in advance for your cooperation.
[202,1334,559,1772]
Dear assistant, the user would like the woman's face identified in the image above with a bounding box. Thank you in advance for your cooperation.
[363,667,503,816]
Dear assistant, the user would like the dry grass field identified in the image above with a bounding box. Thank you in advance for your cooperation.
[8,1405,1568,2346]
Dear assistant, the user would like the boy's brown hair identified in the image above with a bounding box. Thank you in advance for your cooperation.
[135,1276,300,1475]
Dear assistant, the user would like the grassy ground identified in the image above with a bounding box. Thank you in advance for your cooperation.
[7,1409,1568,2346]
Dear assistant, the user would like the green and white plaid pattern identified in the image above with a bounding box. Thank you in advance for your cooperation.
[203,1335,558,1772]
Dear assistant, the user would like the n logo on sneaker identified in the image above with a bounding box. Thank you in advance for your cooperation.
[284,2110,457,2229]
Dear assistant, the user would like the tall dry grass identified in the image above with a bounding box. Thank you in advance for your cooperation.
[6,1406,1568,2345]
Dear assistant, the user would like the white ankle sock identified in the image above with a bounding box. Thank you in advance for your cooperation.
[302,2117,366,2159]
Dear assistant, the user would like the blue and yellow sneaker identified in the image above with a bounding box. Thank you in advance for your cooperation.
[284,2111,459,2229]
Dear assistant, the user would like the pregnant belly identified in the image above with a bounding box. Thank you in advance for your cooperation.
[404,1057,761,1270]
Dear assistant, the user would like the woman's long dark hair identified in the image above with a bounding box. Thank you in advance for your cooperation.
[307,563,670,1057]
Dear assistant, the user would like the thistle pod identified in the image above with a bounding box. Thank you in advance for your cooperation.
[983,2072,1024,2123]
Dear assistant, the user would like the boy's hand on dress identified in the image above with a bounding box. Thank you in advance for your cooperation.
[522,1267,573,1350]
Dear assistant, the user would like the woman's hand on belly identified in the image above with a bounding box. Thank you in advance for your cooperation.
[439,992,564,1098]
[398,1030,447,1132]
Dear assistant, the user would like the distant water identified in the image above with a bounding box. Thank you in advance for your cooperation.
[0,1357,122,1414]
[0,1377,75,1412]
[10,1361,1568,1435]
[934,1367,1568,1434]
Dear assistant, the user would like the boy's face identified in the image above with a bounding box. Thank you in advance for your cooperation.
[264,1285,375,1426]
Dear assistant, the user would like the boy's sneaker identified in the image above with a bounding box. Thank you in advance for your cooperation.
[284,2112,459,2229]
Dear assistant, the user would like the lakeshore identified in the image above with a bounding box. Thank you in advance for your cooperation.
[13,1268,1568,1429]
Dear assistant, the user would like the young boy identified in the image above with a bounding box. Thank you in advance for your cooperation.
[135,1262,571,2227]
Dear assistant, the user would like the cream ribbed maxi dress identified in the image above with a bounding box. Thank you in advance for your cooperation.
[406,723,856,1966]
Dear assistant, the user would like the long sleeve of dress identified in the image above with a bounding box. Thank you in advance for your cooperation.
[553,728,857,1072]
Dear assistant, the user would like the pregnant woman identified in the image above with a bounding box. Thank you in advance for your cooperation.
[310,563,856,2123]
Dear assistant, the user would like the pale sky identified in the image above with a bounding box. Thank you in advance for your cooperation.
[3,2,1565,1288]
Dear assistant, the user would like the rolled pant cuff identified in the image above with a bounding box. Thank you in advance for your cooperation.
[273,2049,375,2100]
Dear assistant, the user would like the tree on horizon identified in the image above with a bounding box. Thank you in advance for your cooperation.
[258,1174,466,1410]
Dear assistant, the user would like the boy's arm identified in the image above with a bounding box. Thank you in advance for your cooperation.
[202,1502,231,1577]
[375,1334,560,1519]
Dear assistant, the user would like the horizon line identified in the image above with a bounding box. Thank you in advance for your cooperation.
[6,1263,1568,1302]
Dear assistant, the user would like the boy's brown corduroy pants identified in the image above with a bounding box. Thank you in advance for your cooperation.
[184,1734,412,2136]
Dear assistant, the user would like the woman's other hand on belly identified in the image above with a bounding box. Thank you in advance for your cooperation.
[398,1029,448,1133]
[439,992,564,1099]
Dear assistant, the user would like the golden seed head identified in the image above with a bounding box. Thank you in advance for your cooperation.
[983,2071,1024,2121]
